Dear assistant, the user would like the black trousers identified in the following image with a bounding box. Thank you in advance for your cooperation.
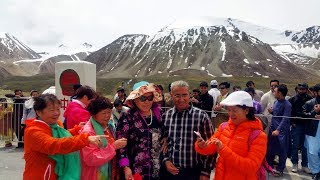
[160,166,201,180]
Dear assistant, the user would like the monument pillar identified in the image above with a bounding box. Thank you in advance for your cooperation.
[55,61,96,121]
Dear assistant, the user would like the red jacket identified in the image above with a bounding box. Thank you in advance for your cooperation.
[64,101,90,129]
[23,119,89,180]
[195,119,267,180]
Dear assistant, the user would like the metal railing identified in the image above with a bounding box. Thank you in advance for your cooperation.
[0,101,25,143]
[1,101,320,144]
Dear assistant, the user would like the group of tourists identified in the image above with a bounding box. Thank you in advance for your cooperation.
[3,78,319,180]
[190,79,320,179]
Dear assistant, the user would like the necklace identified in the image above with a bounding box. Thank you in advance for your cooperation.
[144,109,153,126]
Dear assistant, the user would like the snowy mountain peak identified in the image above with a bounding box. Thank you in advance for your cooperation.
[148,17,264,48]
[290,26,320,44]
[82,42,93,48]
[0,32,41,60]
[49,42,96,56]
[58,44,67,48]
[155,17,289,45]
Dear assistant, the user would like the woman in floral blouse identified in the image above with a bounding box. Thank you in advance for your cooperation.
[116,81,163,180]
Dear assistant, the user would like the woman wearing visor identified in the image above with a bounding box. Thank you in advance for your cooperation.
[195,91,267,180]
[116,81,163,180]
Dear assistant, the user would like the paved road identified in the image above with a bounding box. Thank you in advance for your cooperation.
[0,143,313,180]
[0,145,24,180]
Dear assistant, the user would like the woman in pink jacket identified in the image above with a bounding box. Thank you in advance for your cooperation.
[80,96,127,180]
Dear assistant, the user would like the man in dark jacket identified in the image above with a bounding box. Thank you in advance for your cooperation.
[198,82,214,117]
[266,84,291,177]
[5,89,27,148]
[302,84,320,179]
[288,83,312,173]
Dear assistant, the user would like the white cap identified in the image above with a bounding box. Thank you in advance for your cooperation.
[210,80,218,86]
[220,91,253,107]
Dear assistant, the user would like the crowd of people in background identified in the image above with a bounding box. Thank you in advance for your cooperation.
[1,78,320,180]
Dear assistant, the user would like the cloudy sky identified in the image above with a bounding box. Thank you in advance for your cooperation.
[1,0,319,53]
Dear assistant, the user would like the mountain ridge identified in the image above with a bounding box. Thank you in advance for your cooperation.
[1,18,319,79]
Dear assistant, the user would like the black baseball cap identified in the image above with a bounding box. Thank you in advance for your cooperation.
[297,83,308,89]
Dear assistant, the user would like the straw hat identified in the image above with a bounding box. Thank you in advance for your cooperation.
[125,82,162,108]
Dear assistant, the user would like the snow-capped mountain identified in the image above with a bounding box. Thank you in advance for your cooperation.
[0,32,41,60]
[85,18,316,79]
[166,18,320,60]
[35,42,95,74]
[1,18,319,79]
[164,17,293,44]
[38,52,91,74]
[286,26,320,44]
[0,38,95,76]
[271,26,320,65]
[51,42,95,56]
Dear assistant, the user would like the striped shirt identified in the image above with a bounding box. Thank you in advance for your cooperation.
[161,105,215,177]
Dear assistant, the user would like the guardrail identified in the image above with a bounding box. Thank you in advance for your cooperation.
[1,101,320,146]
[0,101,24,146]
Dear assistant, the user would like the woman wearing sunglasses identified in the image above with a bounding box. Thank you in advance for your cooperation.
[116,81,163,180]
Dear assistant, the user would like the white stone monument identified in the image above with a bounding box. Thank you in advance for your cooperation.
[55,61,96,121]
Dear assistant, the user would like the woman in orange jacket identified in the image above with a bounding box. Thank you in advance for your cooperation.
[23,94,104,180]
[195,91,267,180]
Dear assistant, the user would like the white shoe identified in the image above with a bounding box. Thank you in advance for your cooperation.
[291,164,298,173]
[302,166,311,174]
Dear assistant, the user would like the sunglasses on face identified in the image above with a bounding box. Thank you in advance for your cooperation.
[139,95,154,102]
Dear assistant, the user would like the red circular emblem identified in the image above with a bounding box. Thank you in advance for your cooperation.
[59,69,80,96]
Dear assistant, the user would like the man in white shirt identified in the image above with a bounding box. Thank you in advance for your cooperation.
[208,80,221,107]
[261,79,280,133]
[246,80,264,102]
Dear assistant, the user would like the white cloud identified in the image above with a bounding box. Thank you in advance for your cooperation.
[0,0,319,53]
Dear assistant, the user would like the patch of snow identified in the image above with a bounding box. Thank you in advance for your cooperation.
[201,66,205,70]
[266,59,272,62]
[134,59,143,66]
[243,59,249,64]
[276,67,281,72]
[254,72,261,76]
[167,59,172,69]
[228,18,293,44]
[220,40,226,61]
[272,44,320,58]
[255,61,260,64]
[0,32,7,38]
[262,75,269,78]
[272,48,292,61]
[206,70,215,77]
[221,73,233,77]
[158,71,162,73]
